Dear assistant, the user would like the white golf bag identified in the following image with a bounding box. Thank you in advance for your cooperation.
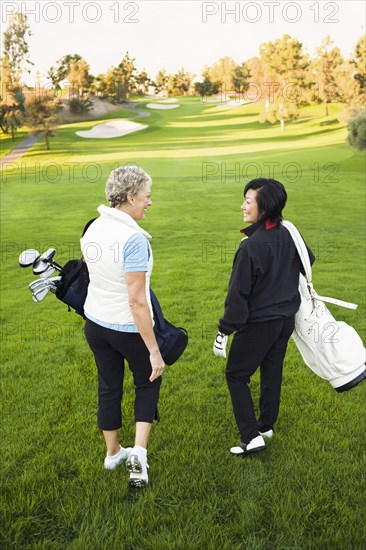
[282,221,366,392]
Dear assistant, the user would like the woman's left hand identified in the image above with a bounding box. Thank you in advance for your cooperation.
[149,349,165,382]
[213,332,228,358]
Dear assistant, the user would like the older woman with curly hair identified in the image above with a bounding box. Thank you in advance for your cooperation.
[81,165,164,489]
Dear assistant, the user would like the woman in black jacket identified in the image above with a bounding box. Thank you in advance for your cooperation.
[214,178,314,456]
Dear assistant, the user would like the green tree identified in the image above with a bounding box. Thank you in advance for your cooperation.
[194,78,220,97]
[2,12,33,87]
[259,34,308,131]
[0,58,24,139]
[47,54,82,88]
[166,68,192,96]
[232,61,251,94]
[350,35,366,106]
[0,56,15,129]
[25,94,61,150]
[311,35,343,116]
[195,66,219,97]
[0,12,32,139]
[134,69,151,95]
[96,52,136,103]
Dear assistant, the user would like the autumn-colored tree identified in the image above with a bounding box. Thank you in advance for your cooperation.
[68,59,91,96]
[206,56,237,92]
[154,69,168,95]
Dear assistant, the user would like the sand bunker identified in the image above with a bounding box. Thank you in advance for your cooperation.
[76,119,147,139]
[156,98,179,104]
[146,103,180,110]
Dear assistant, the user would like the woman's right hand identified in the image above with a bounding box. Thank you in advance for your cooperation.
[149,349,165,382]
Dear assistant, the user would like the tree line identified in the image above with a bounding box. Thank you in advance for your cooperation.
[1,13,365,149]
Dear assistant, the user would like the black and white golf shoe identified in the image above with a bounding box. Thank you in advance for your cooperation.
[230,435,266,456]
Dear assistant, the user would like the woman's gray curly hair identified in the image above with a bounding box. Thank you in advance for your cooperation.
[105,165,152,207]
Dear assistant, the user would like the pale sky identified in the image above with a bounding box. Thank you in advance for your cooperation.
[1,0,365,84]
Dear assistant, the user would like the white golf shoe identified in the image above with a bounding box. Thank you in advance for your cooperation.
[126,446,149,488]
[104,445,132,470]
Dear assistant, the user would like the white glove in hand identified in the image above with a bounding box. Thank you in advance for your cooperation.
[213,332,228,358]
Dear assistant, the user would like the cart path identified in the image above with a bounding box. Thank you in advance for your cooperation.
[126,103,151,119]
[0,136,41,169]
[0,104,149,169]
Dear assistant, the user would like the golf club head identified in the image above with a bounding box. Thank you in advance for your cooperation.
[47,276,63,285]
[40,266,56,278]
[31,286,50,302]
[19,249,40,268]
[40,248,56,262]
[33,260,50,275]
[44,276,63,294]
[29,279,48,293]
[48,283,58,294]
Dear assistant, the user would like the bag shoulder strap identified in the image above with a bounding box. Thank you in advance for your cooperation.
[282,220,358,310]
[282,220,312,283]
[149,288,166,331]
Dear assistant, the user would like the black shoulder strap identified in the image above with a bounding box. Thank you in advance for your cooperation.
[149,288,166,331]
[82,218,97,237]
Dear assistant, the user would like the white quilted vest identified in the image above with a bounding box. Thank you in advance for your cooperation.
[80,205,153,328]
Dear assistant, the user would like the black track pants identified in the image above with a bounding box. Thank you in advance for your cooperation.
[84,319,161,431]
[225,316,295,444]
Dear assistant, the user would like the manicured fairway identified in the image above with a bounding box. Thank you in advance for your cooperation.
[1,98,365,549]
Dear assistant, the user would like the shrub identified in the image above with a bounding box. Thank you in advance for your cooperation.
[68,96,93,114]
[347,109,366,151]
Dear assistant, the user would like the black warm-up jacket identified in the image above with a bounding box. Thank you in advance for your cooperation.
[218,218,315,335]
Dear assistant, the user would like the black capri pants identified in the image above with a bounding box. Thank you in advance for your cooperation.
[226,316,295,444]
[84,319,161,431]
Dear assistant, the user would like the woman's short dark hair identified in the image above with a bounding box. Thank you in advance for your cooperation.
[244,178,287,221]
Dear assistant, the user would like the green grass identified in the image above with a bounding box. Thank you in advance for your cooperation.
[1,98,365,549]
[1,127,30,157]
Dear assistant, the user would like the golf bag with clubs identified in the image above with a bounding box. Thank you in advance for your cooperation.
[19,219,189,364]
[18,219,95,317]
[282,220,366,392]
